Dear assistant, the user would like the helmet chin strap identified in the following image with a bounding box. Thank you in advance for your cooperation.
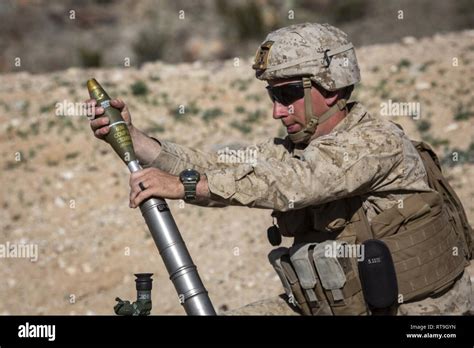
[288,77,347,144]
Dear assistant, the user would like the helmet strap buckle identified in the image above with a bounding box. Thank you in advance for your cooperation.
[323,49,332,68]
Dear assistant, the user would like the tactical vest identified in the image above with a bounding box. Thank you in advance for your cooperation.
[269,141,473,315]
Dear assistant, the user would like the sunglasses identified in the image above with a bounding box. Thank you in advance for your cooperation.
[266,82,306,106]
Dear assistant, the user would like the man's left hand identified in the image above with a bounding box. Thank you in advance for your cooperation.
[129,168,184,208]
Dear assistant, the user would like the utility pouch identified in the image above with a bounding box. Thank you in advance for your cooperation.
[268,247,293,300]
[268,247,311,314]
[290,244,319,306]
[358,239,398,311]
[312,241,347,303]
[311,240,368,315]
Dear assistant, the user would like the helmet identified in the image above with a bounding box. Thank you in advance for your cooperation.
[252,22,360,143]
[253,22,360,91]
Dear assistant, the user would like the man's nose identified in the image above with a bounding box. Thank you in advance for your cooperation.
[272,102,289,119]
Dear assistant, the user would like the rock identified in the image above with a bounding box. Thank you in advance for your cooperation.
[122,274,132,284]
[7,278,16,288]
[109,70,125,83]
[10,118,21,127]
[54,196,65,207]
[65,266,77,275]
[57,258,66,269]
[81,263,92,274]
[445,123,459,132]
[415,81,431,90]
[60,171,74,181]
[14,100,27,111]
[402,36,417,45]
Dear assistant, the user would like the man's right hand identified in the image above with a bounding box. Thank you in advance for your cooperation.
[85,97,162,166]
[86,98,133,140]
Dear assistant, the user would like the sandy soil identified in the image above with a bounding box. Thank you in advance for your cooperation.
[0,30,473,314]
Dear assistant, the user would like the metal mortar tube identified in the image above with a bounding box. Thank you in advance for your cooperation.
[87,78,215,315]
[128,160,216,315]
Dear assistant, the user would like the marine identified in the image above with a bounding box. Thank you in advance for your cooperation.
[87,22,473,315]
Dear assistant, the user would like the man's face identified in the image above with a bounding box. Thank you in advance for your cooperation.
[268,78,328,134]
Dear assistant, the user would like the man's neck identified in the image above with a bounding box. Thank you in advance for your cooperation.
[311,108,348,139]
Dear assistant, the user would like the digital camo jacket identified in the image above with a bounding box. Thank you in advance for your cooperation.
[147,102,432,223]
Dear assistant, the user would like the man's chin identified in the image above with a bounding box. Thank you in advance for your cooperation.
[286,124,301,133]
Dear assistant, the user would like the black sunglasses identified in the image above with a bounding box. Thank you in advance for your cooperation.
[266,82,306,106]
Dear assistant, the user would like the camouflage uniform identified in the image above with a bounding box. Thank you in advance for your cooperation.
[151,102,430,216]
[147,102,472,315]
[146,22,472,315]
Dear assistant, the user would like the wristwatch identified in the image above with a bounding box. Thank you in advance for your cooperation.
[179,169,201,201]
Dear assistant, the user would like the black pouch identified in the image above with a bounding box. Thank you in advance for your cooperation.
[357,239,398,311]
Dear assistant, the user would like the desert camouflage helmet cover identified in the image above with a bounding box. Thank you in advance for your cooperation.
[253,22,360,91]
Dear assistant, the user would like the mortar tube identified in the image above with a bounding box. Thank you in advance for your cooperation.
[128,160,216,315]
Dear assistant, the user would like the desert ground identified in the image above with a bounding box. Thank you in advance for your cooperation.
[1,30,473,314]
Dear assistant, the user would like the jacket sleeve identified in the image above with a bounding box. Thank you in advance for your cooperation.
[204,126,415,211]
[145,137,293,207]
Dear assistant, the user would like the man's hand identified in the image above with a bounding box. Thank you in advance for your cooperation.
[86,98,134,140]
[129,168,184,208]
[86,98,163,166]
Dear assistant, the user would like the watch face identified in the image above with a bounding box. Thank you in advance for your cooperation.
[180,169,200,182]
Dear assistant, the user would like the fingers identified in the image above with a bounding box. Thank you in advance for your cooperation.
[86,98,131,129]
[110,98,125,110]
[94,126,110,138]
[90,115,109,139]
[112,98,132,125]
[129,178,149,207]
[90,106,105,119]
[86,98,108,138]
[129,168,153,187]
[130,188,155,208]
[128,169,181,207]
[129,170,148,189]
[90,116,109,131]
[129,169,158,208]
